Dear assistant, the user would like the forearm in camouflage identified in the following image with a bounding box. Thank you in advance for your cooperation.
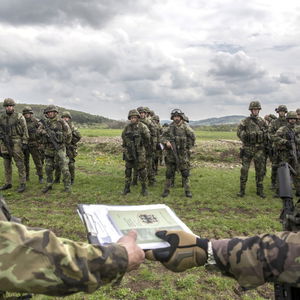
[212,231,300,289]
[0,221,128,296]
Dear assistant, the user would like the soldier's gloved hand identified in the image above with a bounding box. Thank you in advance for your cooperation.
[22,143,29,152]
[145,230,209,272]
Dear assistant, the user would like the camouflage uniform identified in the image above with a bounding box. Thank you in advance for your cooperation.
[38,105,72,193]
[296,108,300,125]
[237,101,268,198]
[122,109,150,196]
[0,98,29,193]
[161,109,195,198]
[55,111,81,185]
[274,111,300,195]
[137,107,157,186]
[22,106,44,184]
[268,105,288,188]
[152,115,162,175]
[0,197,128,297]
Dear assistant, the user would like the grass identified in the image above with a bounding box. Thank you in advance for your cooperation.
[1,129,281,300]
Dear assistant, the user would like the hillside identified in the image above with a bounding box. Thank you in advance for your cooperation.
[0,103,126,128]
[190,115,245,126]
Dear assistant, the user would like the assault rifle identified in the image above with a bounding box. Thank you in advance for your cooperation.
[286,130,298,166]
[0,124,14,158]
[170,140,180,169]
[39,119,60,151]
[274,162,300,299]
[125,132,139,165]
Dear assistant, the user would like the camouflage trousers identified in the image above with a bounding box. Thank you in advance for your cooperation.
[164,162,191,192]
[125,160,147,185]
[55,157,75,183]
[240,146,266,189]
[24,144,43,178]
[1,140,26,185]
[45,148,70,189]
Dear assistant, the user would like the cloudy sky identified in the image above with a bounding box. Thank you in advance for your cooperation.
[0,0,300,120]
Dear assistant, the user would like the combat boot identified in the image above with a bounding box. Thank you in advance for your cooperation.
[38,176,44,184]
[162,179,171,197]
[63,186,72,193]
[0,184,12,191]
[70,178,74,185]
[16,183,26,193]
[42,185,52,193]
[185,190,192,198]
[237,183,245,197]
[122,183,131,195]
[141,183,148,196]
[54,177,60,184]
[131,177,138,186]
[256,185,266,198]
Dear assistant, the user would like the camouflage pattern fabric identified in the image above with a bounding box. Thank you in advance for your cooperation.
[237,115,268,194]
[122,122,150,186]
[0,221,128,296]
[274,123,300,193]
[213,231,300,289]
[24,116,43,178]
[0,111,28,185]
[38,116,72,189]
[160,121,195,193]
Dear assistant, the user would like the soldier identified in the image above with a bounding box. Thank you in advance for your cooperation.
[161,109,195,198]
[38,105,72,193]
[237,101,268,198]
[152,114,162,175]
[121,109,150,196]
[0,98,28,193]
[297,108,300,125]
[146,229,300,290]
[264,113,277,126]
[137,107,156,186]
[274,111,300,196]
[0,196,144,297]
[268,105,288,190]
[22,106,44,184]
[55,111,81,185]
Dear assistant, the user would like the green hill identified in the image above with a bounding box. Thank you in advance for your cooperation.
[0,103,126,129]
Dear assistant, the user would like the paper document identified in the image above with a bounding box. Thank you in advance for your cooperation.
[77,204,193,250]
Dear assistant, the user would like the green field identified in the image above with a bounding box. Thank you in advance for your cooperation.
[2,129,280,300]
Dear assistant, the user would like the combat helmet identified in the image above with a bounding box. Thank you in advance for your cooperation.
[248,101,261,110]
[61,111,72,119]
[182,113,189,123]
[170,108,184,120]
[137,106,146,113]
[128,109,140,120]
[3,98,16,107]
[22,106,33,114]
[44,105,59,114]
[152,115,160,122]
[286,111,298,119]
[275,105,288,113]
[296,108,300,115]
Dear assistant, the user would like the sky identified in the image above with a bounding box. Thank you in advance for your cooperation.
[0,0,300,120]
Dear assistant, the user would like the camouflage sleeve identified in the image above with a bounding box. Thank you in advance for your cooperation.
[186,124,196,147]
[212,231,300,289]
[0,221,128,296]
[62,120,72,144]
[274,127,288,147]
[19,114,29,144]
[236,120,245,141]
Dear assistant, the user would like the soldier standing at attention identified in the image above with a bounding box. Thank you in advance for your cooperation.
[161,109,195,198]
[38,105,72,193]
[274,111,300,196]
[0,98,29,193]
[237,101,268,198]
[121,109,150,196]
[55,111,81,185]
[268,105,288,190]
[22,106,44,184]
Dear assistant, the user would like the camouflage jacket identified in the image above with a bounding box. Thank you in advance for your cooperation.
[273,124,300,151]
[140,117,156,150]
[122,121,150,161]
[237,115,268,147]
[268,116,287,144]
[212,231,300,289]
[37,116,72,150]
[24,116,41,146]
[0,111,28,144]
[0,221,128,296]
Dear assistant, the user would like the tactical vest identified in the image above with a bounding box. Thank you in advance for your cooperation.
[0,112,25,139]
[241,117,266,145]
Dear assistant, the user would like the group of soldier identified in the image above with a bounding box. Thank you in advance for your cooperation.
[121,107,195,198]
[0,98,81,193]
[237,100,300,198]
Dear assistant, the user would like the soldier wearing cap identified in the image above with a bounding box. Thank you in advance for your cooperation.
[0,98,29,192]
[274,111,300,196]
[160,109,195,198]
[55,111,81,185]
[37,105,72,193]
[22,106,44,184]
[237,101,268,198]
[121,109,150,196]
[268,105,288,191]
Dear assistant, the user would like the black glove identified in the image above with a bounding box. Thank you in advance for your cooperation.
[22,143,29,152]
[146,230,209,272]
